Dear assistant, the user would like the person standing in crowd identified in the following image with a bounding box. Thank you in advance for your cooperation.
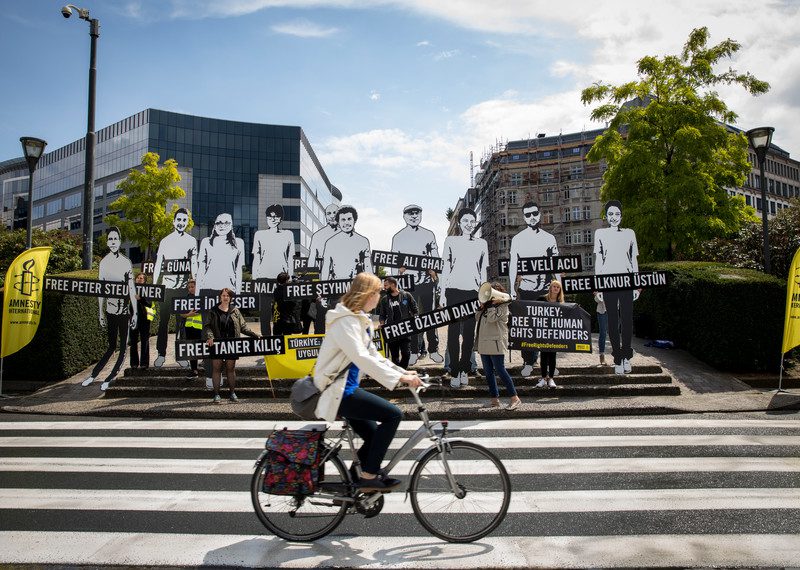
[475,282,520,410]
[313,272,421,491]
[390,204,443,365]
[594,200,640,375]
[129,272,153,369]
[82,227,138,391]
[181,278,203,379]
[537,280,564,388]
[594,291,608,366]
[205,287,260,404]
[152,208,197,368]
[509,201,560,377]
[272,272,302,336]
[252,204,295,337]
[378,276,418,369]
[440,207,488,388]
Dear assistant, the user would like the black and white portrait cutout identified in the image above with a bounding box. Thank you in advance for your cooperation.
[152,208,198,368]
[594,200,639,375]
[308,204,339,270]
[252,204,296,336]
[320,205,373,280]
[390,204,443,365]
[440,207,488,388]
[81,227,138,391]
[196,213,245,294]
[509,201,560,376]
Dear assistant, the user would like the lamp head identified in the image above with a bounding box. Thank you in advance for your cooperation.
[61,5,90,20]
[19,137,47,173]
[746,126,775,164]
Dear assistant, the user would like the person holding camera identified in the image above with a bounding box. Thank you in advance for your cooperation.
[475,283,520,410]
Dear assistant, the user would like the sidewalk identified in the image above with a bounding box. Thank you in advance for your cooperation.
[2,327,799,420]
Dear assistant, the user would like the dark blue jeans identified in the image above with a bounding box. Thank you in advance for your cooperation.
[337,387,403,474]
[480,354,517,398]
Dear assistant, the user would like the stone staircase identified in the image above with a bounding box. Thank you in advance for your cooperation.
[105,364,680,399]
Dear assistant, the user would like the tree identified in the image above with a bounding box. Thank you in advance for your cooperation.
[104,152,190,262]
[581,27,769,261]
[0,228,82,287]
[445,207,454,222]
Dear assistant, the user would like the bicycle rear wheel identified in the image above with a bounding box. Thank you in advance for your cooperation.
[251,449,349,541]
[409,440,511,543]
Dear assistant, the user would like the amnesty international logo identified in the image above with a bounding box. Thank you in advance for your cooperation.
[13,259,40,297]
[794,263,800,288]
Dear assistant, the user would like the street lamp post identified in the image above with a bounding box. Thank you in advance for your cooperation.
[746,127,775,274]
[19,137,48,250]
[62,4,99,270]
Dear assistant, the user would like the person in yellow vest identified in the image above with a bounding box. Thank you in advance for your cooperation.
[130,272,154,369]
[181,278,203,379]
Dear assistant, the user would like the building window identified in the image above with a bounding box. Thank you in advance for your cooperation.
[541,190,554,203]
[508,190,518,204]
[283,183,301,199]
[499,213,507,226]
[32,204,45,220]
[584,253,594,268]
[563,208,571,222]
[64,192,82,210]
[541,170,553,182]
[499,235,509,251]
[284,205,301,221]
[584,229,593,243]
[508,216,518,226]
[583,205,591,220]
[542,211,554,225]
[570,165,583,179]
[498,191,506,205]
[565,231,573,245]
[46,200,62,216]
[510,172,523,186]
[572,206,581,220]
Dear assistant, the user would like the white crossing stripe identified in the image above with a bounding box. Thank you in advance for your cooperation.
[3,487,799,514]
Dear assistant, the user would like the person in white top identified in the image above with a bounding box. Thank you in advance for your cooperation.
[153,208,197,367]
[82,227,138,391]
[390,204,443,364]
[439,207,488,388]
[320,205,373,280]
[252,204,296,336]
[509,201,560,376]
[308,204,339,333]
[594,200,639,375]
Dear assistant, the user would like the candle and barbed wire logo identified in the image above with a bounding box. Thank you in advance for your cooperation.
[13,259,40,297]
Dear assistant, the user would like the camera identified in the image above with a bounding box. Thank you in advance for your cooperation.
[61,6,73,18]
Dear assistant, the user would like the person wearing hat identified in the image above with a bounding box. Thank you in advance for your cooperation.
[390,204,443,365]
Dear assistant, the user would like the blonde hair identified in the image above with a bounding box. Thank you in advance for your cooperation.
[341,273,382,312]
[547,280,564,303]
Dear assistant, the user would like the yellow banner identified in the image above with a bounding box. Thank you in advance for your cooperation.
[1,247,52,358]
[782,247,800,354]
[264,330,388,380]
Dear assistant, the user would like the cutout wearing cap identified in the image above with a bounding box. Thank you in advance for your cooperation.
[403,204,422,214]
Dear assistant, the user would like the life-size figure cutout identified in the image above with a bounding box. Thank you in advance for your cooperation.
[594,200,639,375]
[439,207,488,389]
[308,203,339,333]
[81,227,138,391]
[390,204,443,365]
[320,205,373,280]
[152,208,197,368]
[509,201,560,377]
[252,204,296,336]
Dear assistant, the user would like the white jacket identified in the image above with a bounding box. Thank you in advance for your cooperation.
[313,303,405,422]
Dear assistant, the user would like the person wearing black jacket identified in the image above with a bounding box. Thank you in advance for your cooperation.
[273,272,302,336]
[378,276,418,368]
[129,272,152,369]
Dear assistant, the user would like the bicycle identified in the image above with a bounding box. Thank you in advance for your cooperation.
[251,377,511,543]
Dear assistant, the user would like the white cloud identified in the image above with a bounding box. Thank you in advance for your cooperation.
[271,19,339,38]
[416,40,431,47]
[370,91,381,101]
[434,49,460,61]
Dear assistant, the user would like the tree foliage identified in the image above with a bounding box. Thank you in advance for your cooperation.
[581,27,769,261]
[104,152,190,261]
[698,199,800,279]
[0,228,83,288]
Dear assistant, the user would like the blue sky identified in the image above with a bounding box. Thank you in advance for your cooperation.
[2,0,799,249]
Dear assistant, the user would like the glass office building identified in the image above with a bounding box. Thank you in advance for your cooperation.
[0,109,342,263]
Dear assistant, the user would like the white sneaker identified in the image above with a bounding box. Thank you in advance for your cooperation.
[408,354,418,366]
[154,355,166,368]
[100,381,110,391]
[553,368,560,377]
[521,364,534,377]
[459,371,469,386]
[623,358,632,373]
[614,364,624,375]
[449,376,461,389]
[429,352,444,364]
[177,360,189,368]
[205,377,213,390]
[547,378,557,388]
[81,377,95,387]
[535,378,547,388]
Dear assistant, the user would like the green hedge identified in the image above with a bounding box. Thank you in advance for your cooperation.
[0,269,172,384]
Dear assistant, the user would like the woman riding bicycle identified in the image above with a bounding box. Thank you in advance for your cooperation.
[313,272,421,491]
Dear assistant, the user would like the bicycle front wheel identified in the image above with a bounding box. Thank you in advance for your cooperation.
[410,440,511,543]
[251,450,349,541]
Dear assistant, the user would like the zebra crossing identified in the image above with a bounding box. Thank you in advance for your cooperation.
[1,416,799,568]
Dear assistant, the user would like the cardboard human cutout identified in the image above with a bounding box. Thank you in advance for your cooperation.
[81,227,138,391]
[509,201,559,372]
[390,204,442,363]
[320,205,372,280]
[252,204,296,336]
[439,207,488,386]
[594,200,638,374]
[152,208,198,367]
[196,213,245,294]
[308,204,339,270]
